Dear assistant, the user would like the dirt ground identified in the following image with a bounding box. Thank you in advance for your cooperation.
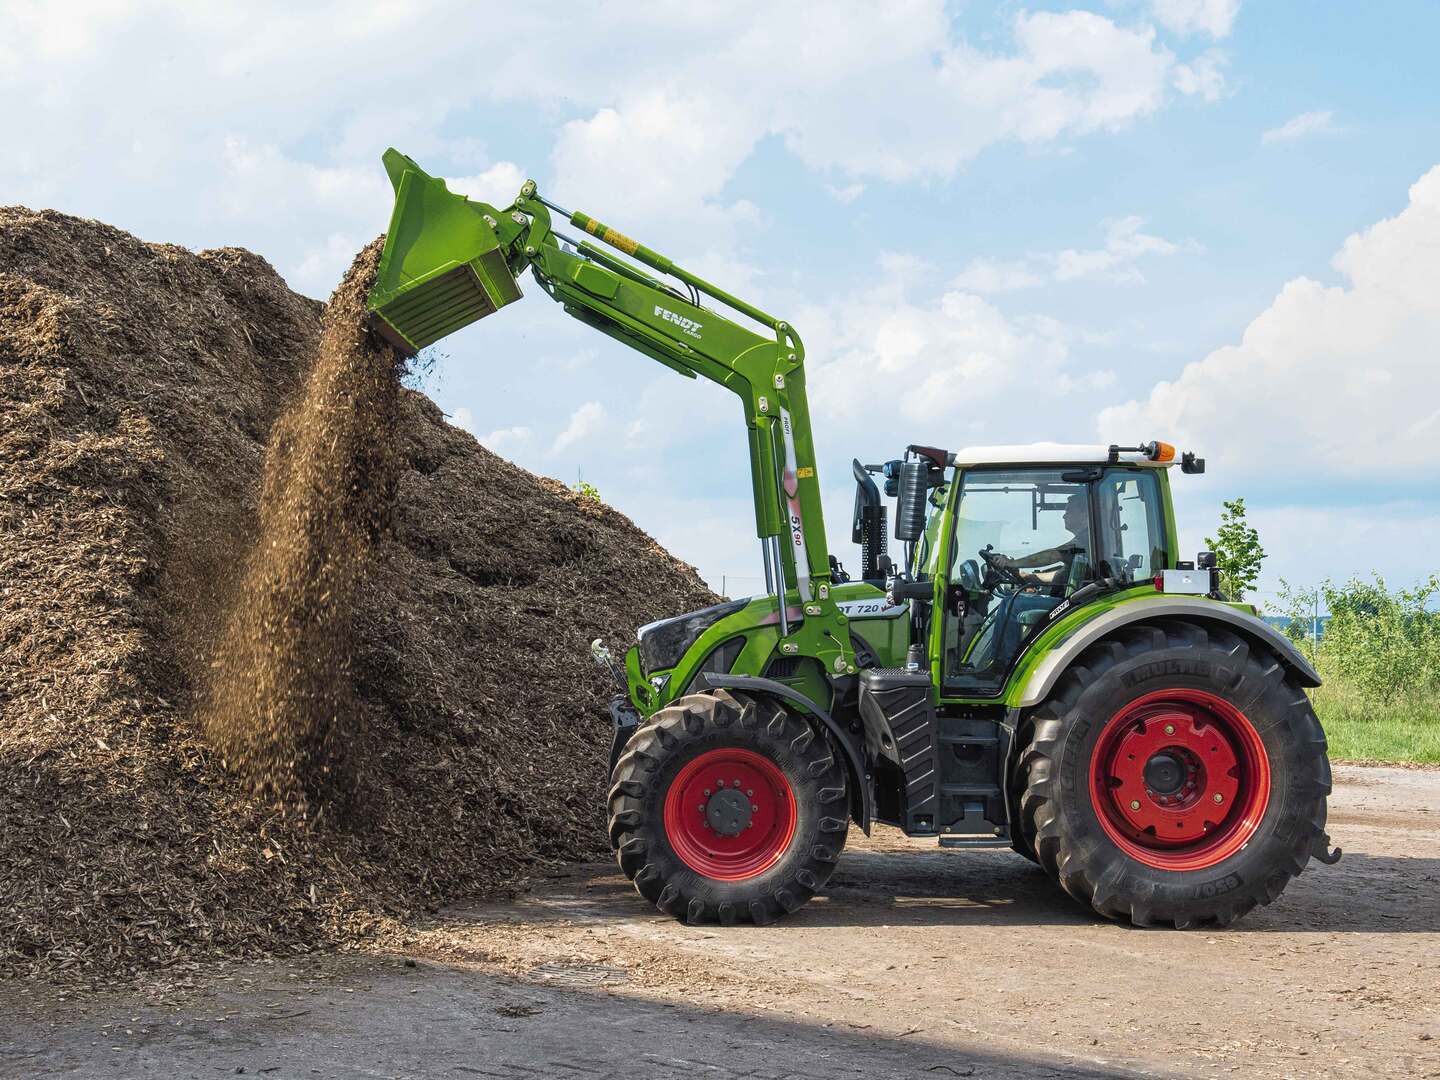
[4,763,1436,1080]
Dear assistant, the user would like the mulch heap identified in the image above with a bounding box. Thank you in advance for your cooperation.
[0,207,716,980]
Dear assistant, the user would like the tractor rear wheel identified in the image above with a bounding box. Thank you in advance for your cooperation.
[607,689,849,925]
[1018,621,1330,928]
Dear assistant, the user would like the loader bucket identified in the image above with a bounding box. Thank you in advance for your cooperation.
[367,148,523,356]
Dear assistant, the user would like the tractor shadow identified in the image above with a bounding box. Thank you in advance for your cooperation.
[806,847,1091,928]
[806,848,1440,933]
[516,847,1439,935]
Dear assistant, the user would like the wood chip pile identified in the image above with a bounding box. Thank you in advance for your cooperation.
[0,208,715,980]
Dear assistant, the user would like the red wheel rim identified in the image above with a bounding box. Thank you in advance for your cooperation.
[1090,689,1271,871]
[663,748,797,881]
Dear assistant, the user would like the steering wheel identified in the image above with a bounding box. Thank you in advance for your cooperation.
[979,545,1028,587]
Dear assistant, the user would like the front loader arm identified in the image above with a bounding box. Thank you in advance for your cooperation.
[367,150,855,676]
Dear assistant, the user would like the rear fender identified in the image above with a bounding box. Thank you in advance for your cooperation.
[698,673,872,833]
[1012,596,1321,709]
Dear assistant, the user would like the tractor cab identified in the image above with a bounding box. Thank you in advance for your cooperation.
[869,442,1185,700]
[922,448,1173,697]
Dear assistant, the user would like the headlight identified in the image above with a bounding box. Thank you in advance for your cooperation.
[636,598,747,675]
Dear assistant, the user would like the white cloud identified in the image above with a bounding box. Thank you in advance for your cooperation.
[1054,216,1184,281]
[826,183,866,204]
[447,162,527,206]
[1099,164,1440,478]
[0,2,1228,310]
[1151,0,1241,39]
[800,257,1112,434]
[550,92,761,260]
[550,401,607,456]
[949,258,1046,294]
[1173,48,1229,102]
[0,0,127,61]
[544,4,1222,281]
[218,137,391,222]
[1262,110,1338,144]
[951,216,1187,292]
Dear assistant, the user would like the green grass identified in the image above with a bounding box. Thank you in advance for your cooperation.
[1311,678,1440,765]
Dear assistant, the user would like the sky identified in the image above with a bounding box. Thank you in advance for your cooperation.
[5,0,1438,609]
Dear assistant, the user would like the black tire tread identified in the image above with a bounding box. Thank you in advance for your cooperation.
[1018,620,1330,928]
[607,689,849,925]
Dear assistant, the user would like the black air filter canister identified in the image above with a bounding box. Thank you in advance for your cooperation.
[894,459,928,541]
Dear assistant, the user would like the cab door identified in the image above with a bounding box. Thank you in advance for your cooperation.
[939,467,1098,697]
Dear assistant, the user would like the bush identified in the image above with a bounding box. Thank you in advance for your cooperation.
[1275,575,1440,762]
[1311,577,1438,701]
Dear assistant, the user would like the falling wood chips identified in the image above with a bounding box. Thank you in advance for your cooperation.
[0,207,716,981]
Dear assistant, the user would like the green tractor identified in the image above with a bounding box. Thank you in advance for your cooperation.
[368,151,1338,929]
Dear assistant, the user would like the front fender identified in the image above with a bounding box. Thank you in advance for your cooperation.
[697,672,873,834]
[1012,595,1321,708]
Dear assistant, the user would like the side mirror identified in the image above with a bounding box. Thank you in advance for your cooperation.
[957,558,982,592]
[894,459,928,541]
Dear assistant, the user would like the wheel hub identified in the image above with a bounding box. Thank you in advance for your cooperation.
[1143,751,1187,795]
[706,788,753,836]
[662,748,796,881]
[1089,690,1271,872]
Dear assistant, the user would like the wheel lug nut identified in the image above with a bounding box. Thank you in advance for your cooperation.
[1164,724,1175,736]
[752,804,759,812]
[1130,800,1141,811]
[1213,793,1224,803]
[746,789,754,797]
[703,789,711,796]
[733,779,741,787]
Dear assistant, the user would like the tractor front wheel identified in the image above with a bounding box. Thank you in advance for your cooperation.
[608,690,849,925]
[1018,621,1331,928]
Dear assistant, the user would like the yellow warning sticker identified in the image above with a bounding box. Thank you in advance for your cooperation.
[796,466,815,479]
[603,228,640,256]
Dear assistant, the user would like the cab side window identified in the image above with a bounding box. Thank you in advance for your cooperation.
[1095,469,1167,583]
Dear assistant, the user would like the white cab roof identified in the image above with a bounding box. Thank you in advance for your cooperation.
[950,443,1174,467]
